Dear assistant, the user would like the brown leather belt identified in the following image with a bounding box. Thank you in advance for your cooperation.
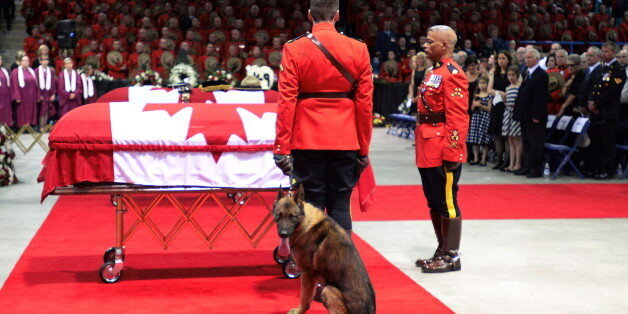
[418,113,446,124]
[298,91,355,99]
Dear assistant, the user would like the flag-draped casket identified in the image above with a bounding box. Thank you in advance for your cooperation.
[39,87,375,211]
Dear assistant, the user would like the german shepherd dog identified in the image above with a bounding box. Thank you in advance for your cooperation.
[273,185,376,314]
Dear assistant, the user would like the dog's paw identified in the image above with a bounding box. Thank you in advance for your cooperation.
[287,308,303,314]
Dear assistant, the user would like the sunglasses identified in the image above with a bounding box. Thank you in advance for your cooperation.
[566,64,576,67]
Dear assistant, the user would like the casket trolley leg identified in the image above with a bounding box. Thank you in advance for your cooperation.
[99,195,126,283]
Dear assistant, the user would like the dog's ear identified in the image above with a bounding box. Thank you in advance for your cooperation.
[294,184,305,209]
[276,185,285,201]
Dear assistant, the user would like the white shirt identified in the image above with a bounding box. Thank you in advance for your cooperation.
[527,63,541,77]
[538,56,548,71]
[588,62,600,74]
[605,59,617,67]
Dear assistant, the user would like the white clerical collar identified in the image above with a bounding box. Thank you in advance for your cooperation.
[589,62,600,73]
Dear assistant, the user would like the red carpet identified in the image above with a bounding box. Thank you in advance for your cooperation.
[352,184,628,221]
[0,195,451,313]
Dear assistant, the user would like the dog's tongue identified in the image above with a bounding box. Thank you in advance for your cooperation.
[278,237,290,257]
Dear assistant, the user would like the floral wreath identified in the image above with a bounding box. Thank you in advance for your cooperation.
[89,70,114,82]
[132,70,163,87]
[207,69,234,85]
[169,63,199,87]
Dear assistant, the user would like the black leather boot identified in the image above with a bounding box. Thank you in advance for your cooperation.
[415,211,443,267]
[421,216,462,273]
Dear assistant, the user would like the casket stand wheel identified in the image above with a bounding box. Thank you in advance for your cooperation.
[282,258,301,279]
[99,262,123,283]
[103,247,115,263]
[273,246,291,265]
[100,246,125,283]
[103,247,125,263]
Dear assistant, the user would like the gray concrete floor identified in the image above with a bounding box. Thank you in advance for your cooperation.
[1,128,627,313]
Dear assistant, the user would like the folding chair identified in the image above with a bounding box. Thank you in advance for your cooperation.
[545,115,574,145]
[398,114,416,139]
[387,114,416,139]
[544,115,557,141]
[545,117,590,179]
[387,114,403,135]
[616,144,628,180]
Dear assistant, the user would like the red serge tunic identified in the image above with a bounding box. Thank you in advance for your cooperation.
[415,58,470,168]
[274,22,374,156]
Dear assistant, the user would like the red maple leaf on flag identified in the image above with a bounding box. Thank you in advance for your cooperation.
[143,103,276,162]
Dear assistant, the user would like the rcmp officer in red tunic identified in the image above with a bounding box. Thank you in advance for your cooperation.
[414,25,470,273]
[273,0,373,234]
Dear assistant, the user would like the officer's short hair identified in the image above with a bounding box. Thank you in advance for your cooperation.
[310,0,339,22]
[602,41,620,53]
[427,25,457,47]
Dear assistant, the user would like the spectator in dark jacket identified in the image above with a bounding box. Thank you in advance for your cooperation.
[375,20,397,62]
[513,48,549,178]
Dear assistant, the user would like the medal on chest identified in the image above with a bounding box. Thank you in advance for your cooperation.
[602,73,610,82]
[425,74,442,88]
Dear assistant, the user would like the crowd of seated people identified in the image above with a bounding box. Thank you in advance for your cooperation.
[20,0,309,82]
[363,0,628,82]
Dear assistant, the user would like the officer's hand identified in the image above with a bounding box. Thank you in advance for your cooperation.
[356,155,369,175]
[443,160,461,172]
[273,154,293,176]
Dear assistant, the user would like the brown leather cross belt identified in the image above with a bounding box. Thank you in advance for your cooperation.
[418,112,446,124]
[298,91,355,99]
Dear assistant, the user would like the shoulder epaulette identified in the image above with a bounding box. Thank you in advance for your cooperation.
[447,63,460,74]
[340,32,364,43]
[286,32,309,44]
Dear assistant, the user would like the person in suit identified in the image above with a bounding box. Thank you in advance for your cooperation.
[375,20,397,63]
[579,46,603,112]
[513,48,549,178]
[587,42,627,179]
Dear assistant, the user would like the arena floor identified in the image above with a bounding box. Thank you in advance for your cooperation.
[1,128,627,313]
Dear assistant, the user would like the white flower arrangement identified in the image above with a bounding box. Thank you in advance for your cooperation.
[169,63,199,87]
[90,70,114,82]
[207,69,234,84]
[132,70,163,87]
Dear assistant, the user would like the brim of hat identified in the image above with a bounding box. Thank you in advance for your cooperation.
[231,86,265,91]
[200,84,231,92]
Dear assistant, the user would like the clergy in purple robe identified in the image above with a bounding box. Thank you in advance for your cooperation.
[57,58,82,118]
[10,55,40,127]
[80,66,97,105]
[0,56,12,126]
[35,56,57,128]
